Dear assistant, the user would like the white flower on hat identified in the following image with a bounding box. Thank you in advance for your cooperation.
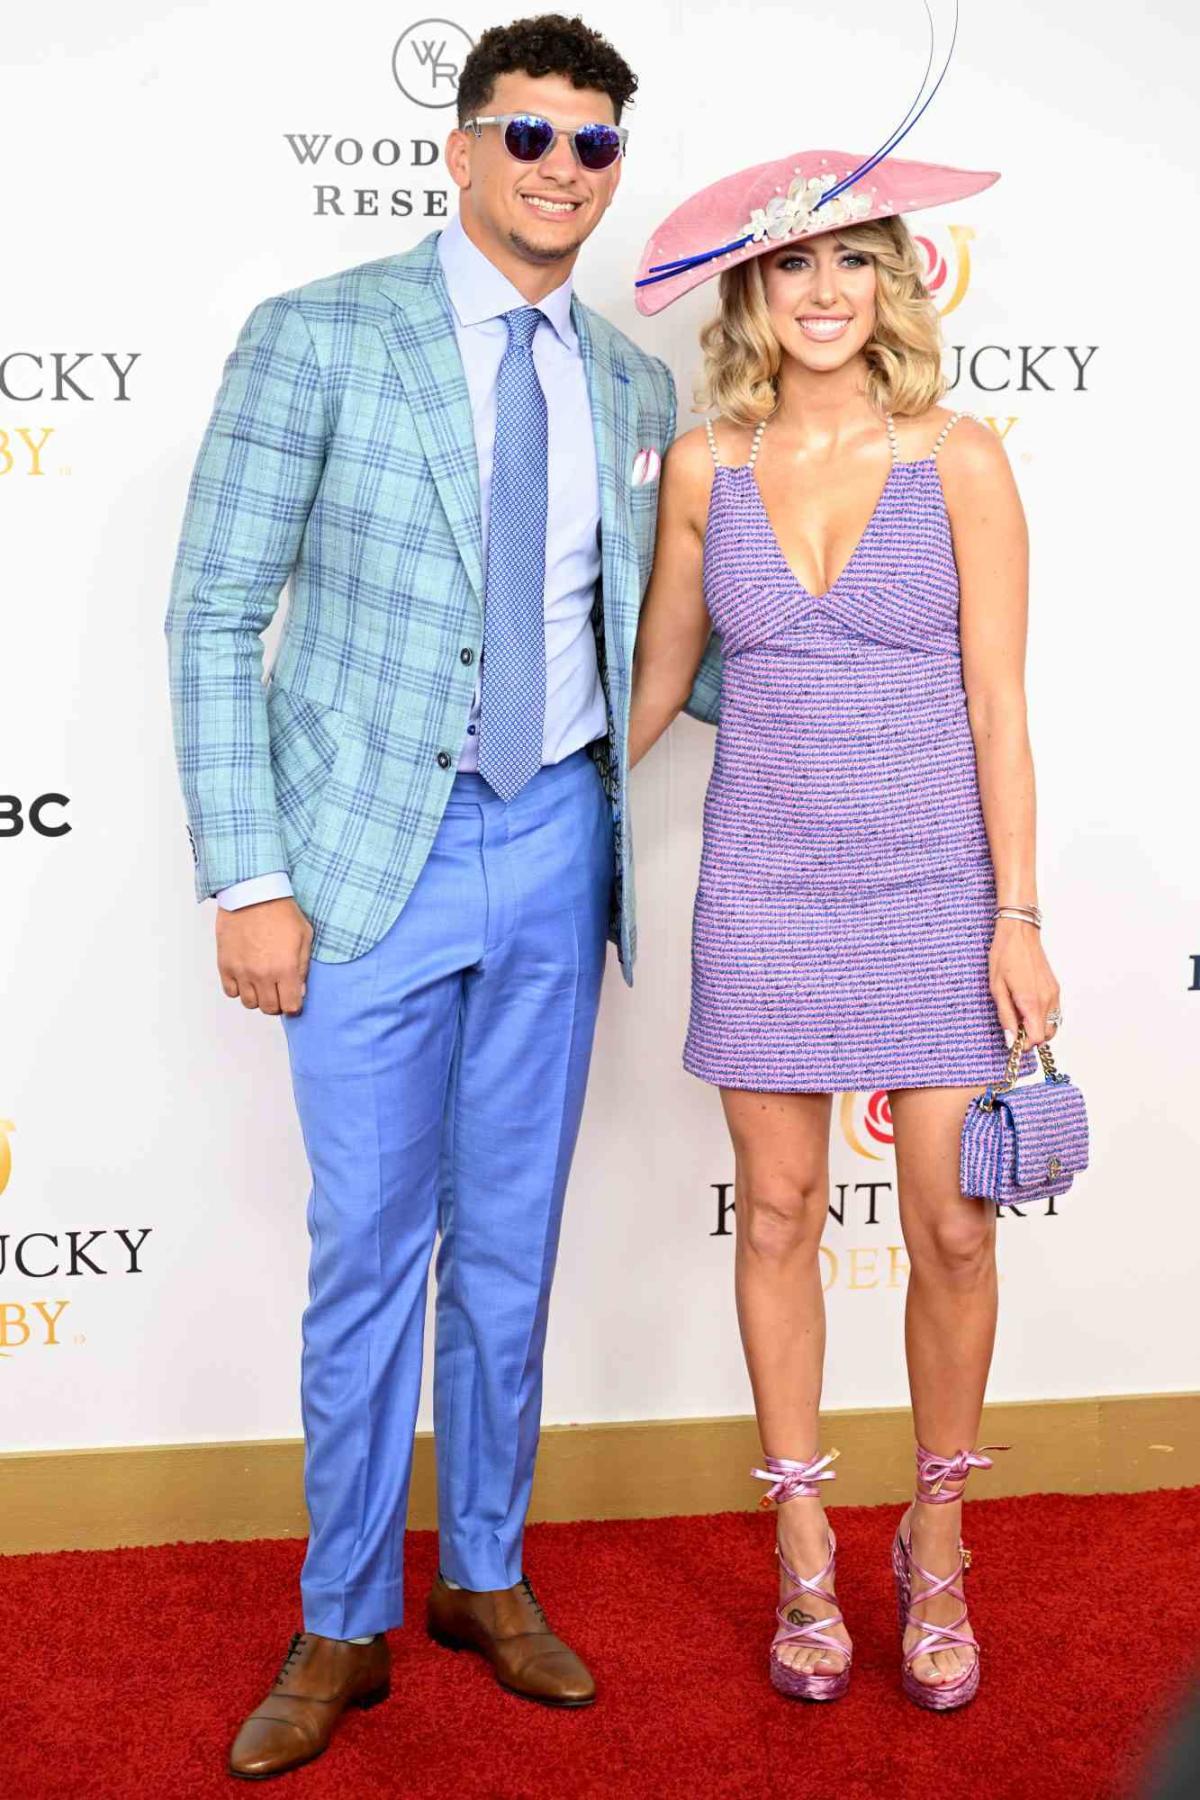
[763,194,795,239]
[744,168,873,248]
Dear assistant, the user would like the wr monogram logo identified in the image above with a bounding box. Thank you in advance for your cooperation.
[392,21,475,109]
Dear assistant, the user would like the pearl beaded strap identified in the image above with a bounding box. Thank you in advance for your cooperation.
[931,410,976,458]
[705,417,768,470]
[885,412,900,465]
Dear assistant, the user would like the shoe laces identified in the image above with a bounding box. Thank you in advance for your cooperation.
[915,1443,1009,1505]
[752,1449,840,1508]
[274,1631,307,1685]
[520,1575,549,1629]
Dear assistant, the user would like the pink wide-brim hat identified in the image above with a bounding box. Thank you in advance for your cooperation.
[634,148,999,316]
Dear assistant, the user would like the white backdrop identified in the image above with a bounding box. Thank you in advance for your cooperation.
[2,1,1197,1452]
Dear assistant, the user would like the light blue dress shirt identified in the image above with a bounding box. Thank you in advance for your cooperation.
[217,214,605,913]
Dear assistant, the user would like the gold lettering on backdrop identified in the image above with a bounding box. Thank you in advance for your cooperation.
[0,1304,31,1349]
[983,416,1019,442]
[817,1246,911,1290]
[15,426,54,475]
[0,1119,12,1195]
[887,1244,911,1289]
[0,1300,71,1354]
[848,1248,880,1289]
[32,1300,69,1345]
[0,428,55,476]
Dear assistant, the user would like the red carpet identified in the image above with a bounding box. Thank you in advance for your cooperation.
[7,1489,1200,1799]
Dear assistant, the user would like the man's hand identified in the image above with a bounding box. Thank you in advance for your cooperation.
[216,897,314,1016]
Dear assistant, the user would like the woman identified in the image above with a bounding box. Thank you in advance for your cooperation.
[628,148,1061,1711]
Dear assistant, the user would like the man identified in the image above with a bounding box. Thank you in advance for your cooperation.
[166,13,682,1782]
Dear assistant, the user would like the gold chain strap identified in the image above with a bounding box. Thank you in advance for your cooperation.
[983,1026,1060,1107]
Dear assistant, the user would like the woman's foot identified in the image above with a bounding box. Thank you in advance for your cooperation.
[753,1453,851,1700]
[774,1497,853,1679]
[892,1441,1007,1708]
[899,1499,976,1688]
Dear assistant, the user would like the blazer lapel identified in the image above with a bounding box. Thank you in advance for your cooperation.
[575,302,637,659]
[376,240,485,610]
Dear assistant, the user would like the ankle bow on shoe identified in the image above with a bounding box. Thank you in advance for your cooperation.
[751,1450,840,1508]
[915,1442,1008,1504]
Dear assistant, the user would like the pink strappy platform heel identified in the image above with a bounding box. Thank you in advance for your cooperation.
[891,1442,1008,1711]
[753,1451,851,1702]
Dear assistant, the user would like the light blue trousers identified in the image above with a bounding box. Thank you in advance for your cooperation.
[282,750,612,1638]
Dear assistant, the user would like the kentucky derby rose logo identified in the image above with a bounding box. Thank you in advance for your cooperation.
[916,234,948,294]
[839,1092,894,1161]
[915,224,975,319]
[863,1090,893,1146]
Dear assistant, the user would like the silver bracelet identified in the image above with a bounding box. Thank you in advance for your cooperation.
[995,906,1042,929]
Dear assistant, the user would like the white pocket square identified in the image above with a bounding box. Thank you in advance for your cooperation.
[631,446,661,487]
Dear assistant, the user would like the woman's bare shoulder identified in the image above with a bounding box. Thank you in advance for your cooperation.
[934,416,1017,502]
[666,421,716,471]
[896,405,1005,473]
[662,422,718,510]
[669,417,760,471]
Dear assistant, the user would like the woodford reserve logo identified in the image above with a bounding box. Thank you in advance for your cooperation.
[710,1089,1059,1285]
[280,24,471,218]
[0,1117,152,1360]
[392,19,474,107]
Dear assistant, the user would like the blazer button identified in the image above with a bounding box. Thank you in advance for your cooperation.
[436,751,452,770]
[460,647,475,665]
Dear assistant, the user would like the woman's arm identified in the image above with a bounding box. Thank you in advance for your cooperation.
[629,429,715,769]
[940,419,1062,1047]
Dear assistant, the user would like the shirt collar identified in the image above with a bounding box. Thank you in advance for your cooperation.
[437,213,577,351]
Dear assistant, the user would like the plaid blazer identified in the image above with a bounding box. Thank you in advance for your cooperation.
[166,231,717,978]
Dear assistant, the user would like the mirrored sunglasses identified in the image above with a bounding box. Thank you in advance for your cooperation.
[463,113,627,173]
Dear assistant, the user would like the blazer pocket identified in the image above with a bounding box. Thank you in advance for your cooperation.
[630,481,664,538]
[629,481,663,576]
[266,682,347,860]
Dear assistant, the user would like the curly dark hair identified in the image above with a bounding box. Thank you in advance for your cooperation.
[456,13,638,124]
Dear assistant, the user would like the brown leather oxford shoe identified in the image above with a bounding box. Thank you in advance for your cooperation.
[228,1630,391,1780]
[426,1573,596,1707]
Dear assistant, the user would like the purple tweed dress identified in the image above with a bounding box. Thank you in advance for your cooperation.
[684,412,1018,1093]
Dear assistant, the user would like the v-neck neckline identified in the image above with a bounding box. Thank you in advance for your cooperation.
[742,459,898,602]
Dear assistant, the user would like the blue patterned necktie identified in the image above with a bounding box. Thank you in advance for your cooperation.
[477,305,548,803]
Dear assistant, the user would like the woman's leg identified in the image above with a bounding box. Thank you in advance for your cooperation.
[890,1084,997,1687]
[721,1087,847,1676]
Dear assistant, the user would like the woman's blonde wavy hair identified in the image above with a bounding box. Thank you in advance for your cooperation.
[696,215,946,426]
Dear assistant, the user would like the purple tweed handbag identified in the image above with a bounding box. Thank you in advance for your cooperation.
[960,1028,1089,1209]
